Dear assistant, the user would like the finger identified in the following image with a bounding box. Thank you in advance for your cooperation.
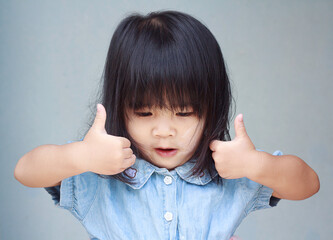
[209,140,220,151]
[123,154,136,168]
[92,104,107,132]
[234,113,248,139]
[123,148,133,159]
[119,137,131,148]
[211,151,218,161]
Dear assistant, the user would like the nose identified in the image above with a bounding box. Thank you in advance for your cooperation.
[152,117,176,138]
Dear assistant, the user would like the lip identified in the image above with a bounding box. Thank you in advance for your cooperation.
[154,148,178,157]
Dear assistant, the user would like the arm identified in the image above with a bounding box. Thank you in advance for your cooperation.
[15,104,136,188]
[14,142,88,188]
[210,114,320,201]
[247,151,320,200]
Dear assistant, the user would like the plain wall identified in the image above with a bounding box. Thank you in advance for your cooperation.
[1,0,332,239]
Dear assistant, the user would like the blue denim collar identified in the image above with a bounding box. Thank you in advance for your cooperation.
[122,158,219,189]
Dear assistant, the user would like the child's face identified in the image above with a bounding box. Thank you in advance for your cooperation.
[125,106,205,170]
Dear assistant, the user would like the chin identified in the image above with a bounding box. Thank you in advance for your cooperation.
[139,150,188,169]
[152,159,181,170]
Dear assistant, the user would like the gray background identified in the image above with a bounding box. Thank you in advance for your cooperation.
[1,0,332,239]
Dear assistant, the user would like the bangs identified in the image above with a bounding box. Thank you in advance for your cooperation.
[124,75,204,115]
[121,16,210,118]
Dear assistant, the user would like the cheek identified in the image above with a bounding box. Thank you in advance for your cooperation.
[181,125,197,140]
[125,119,137,138]
[179,121,204,147]
[127,120,148,141]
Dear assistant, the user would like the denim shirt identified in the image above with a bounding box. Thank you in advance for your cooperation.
[45,147,282,240]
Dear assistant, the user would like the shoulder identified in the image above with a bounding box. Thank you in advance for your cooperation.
[234,177,280,213]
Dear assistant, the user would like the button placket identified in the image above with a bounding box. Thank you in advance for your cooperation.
[164,211,173,221]
[160,172,178,239]
[164,176,173,185]
[163,176,173,222]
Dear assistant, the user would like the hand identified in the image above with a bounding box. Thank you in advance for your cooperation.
[81,104,136,175]
[209,114,260,179]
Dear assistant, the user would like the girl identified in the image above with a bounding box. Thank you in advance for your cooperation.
[14,10,319,240]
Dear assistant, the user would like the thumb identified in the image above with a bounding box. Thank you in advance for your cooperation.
[92,103,107,132]
[234,113,248,139]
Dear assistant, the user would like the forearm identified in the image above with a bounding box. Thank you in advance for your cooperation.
[247,151,320,200]
[14,142,88,188]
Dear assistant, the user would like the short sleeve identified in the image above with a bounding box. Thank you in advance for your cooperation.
[44,171,99,220]
[243,149,283,215]
[44,138,99,220]
[44,145,99,221]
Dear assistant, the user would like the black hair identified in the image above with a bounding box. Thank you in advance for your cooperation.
[81,10,235,185]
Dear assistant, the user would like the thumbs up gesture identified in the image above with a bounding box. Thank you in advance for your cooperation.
[209,114,260,179]
[81,104,136,175]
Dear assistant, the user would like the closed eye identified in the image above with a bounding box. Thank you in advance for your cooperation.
[134,112,152,117]
[176,112,194,117]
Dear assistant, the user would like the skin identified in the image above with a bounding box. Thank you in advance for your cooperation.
[125,105,205,170]
[210,114,320,200]
[15,103,318,200]
[124,104,319,201]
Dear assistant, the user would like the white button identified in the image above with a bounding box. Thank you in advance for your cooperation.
[164,211,173,221]
[164,176,173,185]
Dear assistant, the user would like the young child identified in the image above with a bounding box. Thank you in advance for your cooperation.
[14,10,320,240]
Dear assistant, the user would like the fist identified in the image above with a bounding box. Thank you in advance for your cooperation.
[81,104,136,175]
[209,114,259,179]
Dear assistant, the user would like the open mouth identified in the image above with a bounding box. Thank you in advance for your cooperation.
[155,148,178,157]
